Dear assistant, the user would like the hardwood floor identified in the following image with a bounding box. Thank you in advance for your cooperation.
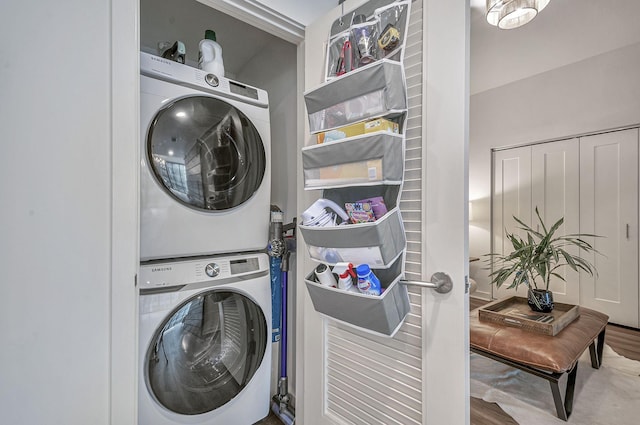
[469,297,640,424]
[258,298,640,424]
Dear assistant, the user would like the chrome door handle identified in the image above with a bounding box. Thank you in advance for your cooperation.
[401,272,453,294]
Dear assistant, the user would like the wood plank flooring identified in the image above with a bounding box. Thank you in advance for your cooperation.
[258,298,640,424]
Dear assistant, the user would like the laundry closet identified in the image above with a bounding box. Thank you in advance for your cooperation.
[139,0,299,420]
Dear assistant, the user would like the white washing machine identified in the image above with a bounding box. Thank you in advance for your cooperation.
[138,252,272,425]
[140,52,271,261]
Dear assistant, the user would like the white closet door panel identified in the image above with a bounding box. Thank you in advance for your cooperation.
[579,129,639,327]
[492,146,532,299]
[531,139,580,304]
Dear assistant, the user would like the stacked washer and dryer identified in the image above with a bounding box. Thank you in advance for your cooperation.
[138,51,272,425]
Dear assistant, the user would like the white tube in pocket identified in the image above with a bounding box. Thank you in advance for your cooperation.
[315,263,337,287]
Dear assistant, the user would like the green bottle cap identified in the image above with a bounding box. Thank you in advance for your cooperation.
[205,30,217,41]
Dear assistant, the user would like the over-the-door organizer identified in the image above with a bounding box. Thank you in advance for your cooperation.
[301,0,412,337]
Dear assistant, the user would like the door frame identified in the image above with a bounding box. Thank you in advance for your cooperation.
[421,0,470,422]
[111,0,140,424]
[114,1,470,424]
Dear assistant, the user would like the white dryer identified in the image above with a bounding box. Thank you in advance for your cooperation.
[140,52,271,261]
[138,252,272,425]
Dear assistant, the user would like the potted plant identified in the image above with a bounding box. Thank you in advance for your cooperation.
[486,207,599,312]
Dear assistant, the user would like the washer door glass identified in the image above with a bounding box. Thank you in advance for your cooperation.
[146,290,267,415]
[147,96,266,211]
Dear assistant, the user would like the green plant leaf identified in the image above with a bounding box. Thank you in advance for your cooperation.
[487,207,602,293]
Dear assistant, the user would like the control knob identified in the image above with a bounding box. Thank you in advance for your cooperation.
[205,263,220,278]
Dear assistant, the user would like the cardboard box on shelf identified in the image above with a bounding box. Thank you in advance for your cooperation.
[317,159,383,182]
[316,118,399,144]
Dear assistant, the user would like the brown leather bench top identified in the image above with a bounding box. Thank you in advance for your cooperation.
[470,307,609,373]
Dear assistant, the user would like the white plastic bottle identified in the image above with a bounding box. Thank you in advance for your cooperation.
[356,264,382,296]
[198,30,225,77]
[332,262,359,293]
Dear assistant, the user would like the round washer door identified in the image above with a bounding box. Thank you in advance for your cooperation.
[145,290,267,415]
[146,96,266,211]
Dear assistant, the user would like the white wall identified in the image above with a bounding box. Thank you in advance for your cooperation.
[255,0,336,26]
[469,42,640,299]
[236,34,299,402]
[470,0,640,94]
[0,0,125,423]
[237,41,298,225]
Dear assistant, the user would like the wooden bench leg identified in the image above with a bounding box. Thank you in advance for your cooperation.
[589,327,606,369]
[549,362,578,421]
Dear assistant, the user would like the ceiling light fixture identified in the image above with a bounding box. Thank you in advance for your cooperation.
[486,0,550,30]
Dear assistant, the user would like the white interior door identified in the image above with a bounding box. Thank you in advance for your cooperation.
[531,139,580,304]
[296,1,469,424]
[579,129,639,327]
[492,146,532,300]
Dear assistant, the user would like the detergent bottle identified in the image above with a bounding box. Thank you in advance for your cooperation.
[356,264,382,296]
[198,30,225,77]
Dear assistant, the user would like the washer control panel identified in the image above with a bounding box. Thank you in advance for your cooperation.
[139,253,268,290]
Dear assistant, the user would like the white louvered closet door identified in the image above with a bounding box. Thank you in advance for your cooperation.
[298,1,469,424]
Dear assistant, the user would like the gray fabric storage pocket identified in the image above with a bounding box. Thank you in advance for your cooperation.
[299,207,406,267]
[302,132,404,189]
[304,253,409,336]
[323,185,401,211]
[304,60,407,133]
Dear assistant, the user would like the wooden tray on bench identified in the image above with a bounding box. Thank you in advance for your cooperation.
[478,296,580,336]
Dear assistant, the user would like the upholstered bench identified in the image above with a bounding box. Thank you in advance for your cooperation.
[470,306,609,421]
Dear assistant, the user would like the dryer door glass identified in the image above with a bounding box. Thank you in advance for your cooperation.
[147,96,266,211]
[145,290,267,415]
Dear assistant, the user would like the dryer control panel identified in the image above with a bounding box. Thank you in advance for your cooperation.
[140,51,268,107]
[139,253,268,290]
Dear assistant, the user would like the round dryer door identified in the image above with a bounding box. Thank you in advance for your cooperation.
[145,290,267,415]
[146,96,266,211]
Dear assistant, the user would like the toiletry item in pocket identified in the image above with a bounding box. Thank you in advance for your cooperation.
[351,15,378,67]
[378,24,400,52]
[345,202,376,224]
[356,196,388,219]
[315,263,337,287]
[332,262,359,293]
[337,40,353,76]
[356,264,382,296]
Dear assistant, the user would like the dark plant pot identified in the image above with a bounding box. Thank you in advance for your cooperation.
[528,289,554,312]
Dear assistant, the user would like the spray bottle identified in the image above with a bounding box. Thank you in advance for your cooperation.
[198,30,225,77]
[159,40,186,64]
[332,262,359,293]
